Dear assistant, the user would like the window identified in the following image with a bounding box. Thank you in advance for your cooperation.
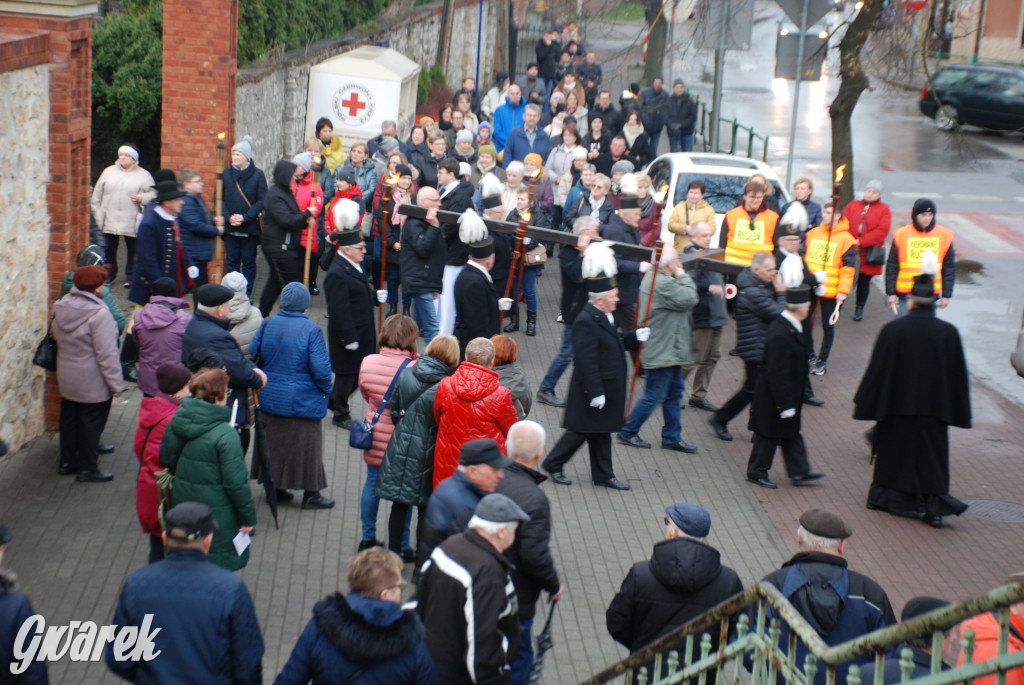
[673,173,785,213]
[933,68,969,88]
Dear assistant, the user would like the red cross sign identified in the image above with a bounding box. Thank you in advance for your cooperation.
[340,92,367,117]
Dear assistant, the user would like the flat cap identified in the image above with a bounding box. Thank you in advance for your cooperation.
[164,501,218,542]
[799,508,852,539]
[666,502,711,537]
[475,493,530,524]
[901,596,951,622]
[196,283,233,307]
[459,438,512,468]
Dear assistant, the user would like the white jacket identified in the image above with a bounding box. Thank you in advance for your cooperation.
[91,162,155,236]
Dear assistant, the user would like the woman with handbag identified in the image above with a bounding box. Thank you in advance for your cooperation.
[842,179,892,321]
[356,315,419,552]
[503,186,550,336]
[221,136,267,299]
[249,282,334,510]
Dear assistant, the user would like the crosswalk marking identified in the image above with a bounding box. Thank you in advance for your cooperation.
[952,194,1000,201]
[891,191,939,198]
[941,213,1023,254]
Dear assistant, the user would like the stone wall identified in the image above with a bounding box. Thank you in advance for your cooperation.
[0,61,50,452]
[236,0,500,165]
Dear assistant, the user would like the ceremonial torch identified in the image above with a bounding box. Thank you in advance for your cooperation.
[379,172,399,333]
[211,132,226,284]
[625,239,663,423]
[501,209,530,329]
[829,164,846,325]
[303,154,322,289]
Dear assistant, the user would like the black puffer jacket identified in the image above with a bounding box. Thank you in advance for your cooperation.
[495,463,559,620]
[606,537,743,654]
[376,355,456,506]
[685,243,728,329]
[733,267,785,362]
[400,217,446,295]
[262,160,311,257]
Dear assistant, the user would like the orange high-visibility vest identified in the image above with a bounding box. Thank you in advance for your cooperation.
[804,218,858,298]
[891,223,954,295]
[723,206,778,266]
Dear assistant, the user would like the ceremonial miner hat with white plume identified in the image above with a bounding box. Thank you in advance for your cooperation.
[582,240,618,293]
[460,208,493,258]
[481,173,504,210]
[331,199,363,246]
[779,252,810,305]
[618,173,641,210]
[910,248,939,298]
[777,200,808,238]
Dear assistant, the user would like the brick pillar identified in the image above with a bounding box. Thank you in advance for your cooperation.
[0,0,97,430]
[161,0,238,283]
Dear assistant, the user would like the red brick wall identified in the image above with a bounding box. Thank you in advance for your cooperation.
[0,15,93,430]
[161,0,239,283]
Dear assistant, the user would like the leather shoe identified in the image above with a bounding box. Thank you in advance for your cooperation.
[791,472,825,486]
[708,416,733,441]
[76,470,114,483]
[852,305,864,322]
[301,493,335,510]
[98,443,115,454]
[747,475,777,489]
[275,489,295,502]
[58,462,77,476]
[594,477,631,491]
[803,396,826,407]
[546,470,572,486]
[688,398,719,412]
[332,416,353,430]
[309,284,320,296]
[357,539,382,551]
[617,433,651,449]
[925,515,943,528]
[663,441,698,454]
[536,388,566,407]
[401,548,417,563]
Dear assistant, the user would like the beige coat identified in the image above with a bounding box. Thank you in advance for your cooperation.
[91,162,155,237]
[227,291,263,356]
[667,199,716,251]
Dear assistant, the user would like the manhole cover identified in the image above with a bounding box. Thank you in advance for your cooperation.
[961,499,1024,523]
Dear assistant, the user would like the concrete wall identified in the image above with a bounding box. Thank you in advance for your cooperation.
[236,0,500,165]
[0,62,51,451]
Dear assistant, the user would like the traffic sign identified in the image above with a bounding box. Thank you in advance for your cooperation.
[902,0,927,11]
[775,0,834,28]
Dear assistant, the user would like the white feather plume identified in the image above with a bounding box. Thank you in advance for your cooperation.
[779,201,809,233]
[459,208,488,244]
[480,172,504,199]
[582,241,618,279]
[332,199,360,231]
[779,253,805,289]
[619,173,638,196]
[920,248,939,277]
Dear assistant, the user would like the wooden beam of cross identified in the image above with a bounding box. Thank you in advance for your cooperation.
[395,204,744,276]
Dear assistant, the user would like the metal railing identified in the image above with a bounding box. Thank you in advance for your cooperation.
[932,53,1024,68]
[582,581,1024,685]
[693,96,771,162]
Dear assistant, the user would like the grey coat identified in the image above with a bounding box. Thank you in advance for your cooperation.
[51,287,125,403]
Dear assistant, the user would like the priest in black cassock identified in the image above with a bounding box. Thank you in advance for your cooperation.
[853,265,971,528]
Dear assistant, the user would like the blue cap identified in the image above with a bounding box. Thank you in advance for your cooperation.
[666,502,711,537]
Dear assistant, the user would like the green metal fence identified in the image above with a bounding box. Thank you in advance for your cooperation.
[582,581,1024,685]
[692,96,771,162]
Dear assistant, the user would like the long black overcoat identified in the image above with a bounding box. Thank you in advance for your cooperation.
[750,315,810,438]
[453,264,499,352]
[322,255,376,375]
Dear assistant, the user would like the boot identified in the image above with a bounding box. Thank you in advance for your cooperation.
[386,303,398,318]
[402,305,410,316]
[122,361,138,383]
[853,304,864,322]
[503,314,519,332]
[526,312,537,336]
[308,281,319,296]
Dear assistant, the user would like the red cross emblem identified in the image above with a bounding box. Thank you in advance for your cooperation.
[341,92,367,117]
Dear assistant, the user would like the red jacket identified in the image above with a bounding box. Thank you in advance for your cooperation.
[433,363,518,488]
[293,171,324,252]
[134,395,181,536]
[358,347,418,467]
[958,611,1024,685]
[843,199,892,277]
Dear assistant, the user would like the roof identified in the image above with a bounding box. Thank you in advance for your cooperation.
[310,46,420,79]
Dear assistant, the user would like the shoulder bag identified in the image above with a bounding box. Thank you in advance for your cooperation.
[350,359,411,450]
[525,243,548,265]
[32,315,57,371]
[233,177,264,235]
[861,205,886,265]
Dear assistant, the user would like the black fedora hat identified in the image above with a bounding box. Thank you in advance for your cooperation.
[154,170,186,203]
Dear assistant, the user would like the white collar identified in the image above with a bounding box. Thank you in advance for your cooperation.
[155,206,175,221]
[605,312,615,325]
[442,180,459,194]
[467,259,493,282]
[781,310,802,332]
[341,253,363,272]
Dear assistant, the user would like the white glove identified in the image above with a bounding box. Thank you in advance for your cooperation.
[590,394,606,409]
[639,261,652,274]
[498,298,513,311]
[376,289,388,304]
[345,341,359,351]
[187,266,199,279]
[814,270,828,284]
[779,408,796,419]
[635,327,651,342]
[814,284,826,297]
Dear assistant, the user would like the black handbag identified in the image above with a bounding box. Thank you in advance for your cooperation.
[350,359,411,450]
[864,244,886,265]
[32,317,57,371]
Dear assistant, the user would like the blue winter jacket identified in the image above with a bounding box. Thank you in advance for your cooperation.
[502,125,553,167]
[416,470,486,566]
[179,193,220,262]
[250,310,332,420]
[0,570,47,685]
[274,593,438,685]
[104,548,264,684]
[181,310,263,392]
[492,98,526,152]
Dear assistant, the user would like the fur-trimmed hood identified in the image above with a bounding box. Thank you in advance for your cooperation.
[313,592,426,664]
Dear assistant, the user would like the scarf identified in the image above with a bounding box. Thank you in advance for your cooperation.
[622,121,645,148]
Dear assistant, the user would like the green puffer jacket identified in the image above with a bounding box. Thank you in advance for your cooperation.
[160,396,257,571]
[376,355,455,506]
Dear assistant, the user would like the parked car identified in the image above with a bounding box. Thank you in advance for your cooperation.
[644,153,793,245]
[919,64,1024,132]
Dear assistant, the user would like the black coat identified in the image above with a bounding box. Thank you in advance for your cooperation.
[495,463,559,620]
[453,263,499,352]
[441,181,477,266]
[684,243,727,328]
[323,255,376,375]
[751,315,810,438]
[563,193,615,234]
[262,160,311,257]
[733,268,785,362]
[593,152,638,177]
[558,244,588,325]
[607,538,743,653]
[625,132,652,167]
[400,217,446,295]
[600,213,643,307]
[563,303,639,433]
[221,162,267,237]
[589,105,625,137]
[0,570,48,684]
[666,93,697,135]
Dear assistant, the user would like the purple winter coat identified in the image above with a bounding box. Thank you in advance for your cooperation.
[52,286,125,403]
[133,295,192,395]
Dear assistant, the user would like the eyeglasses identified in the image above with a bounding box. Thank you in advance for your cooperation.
[383,580,408,593]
